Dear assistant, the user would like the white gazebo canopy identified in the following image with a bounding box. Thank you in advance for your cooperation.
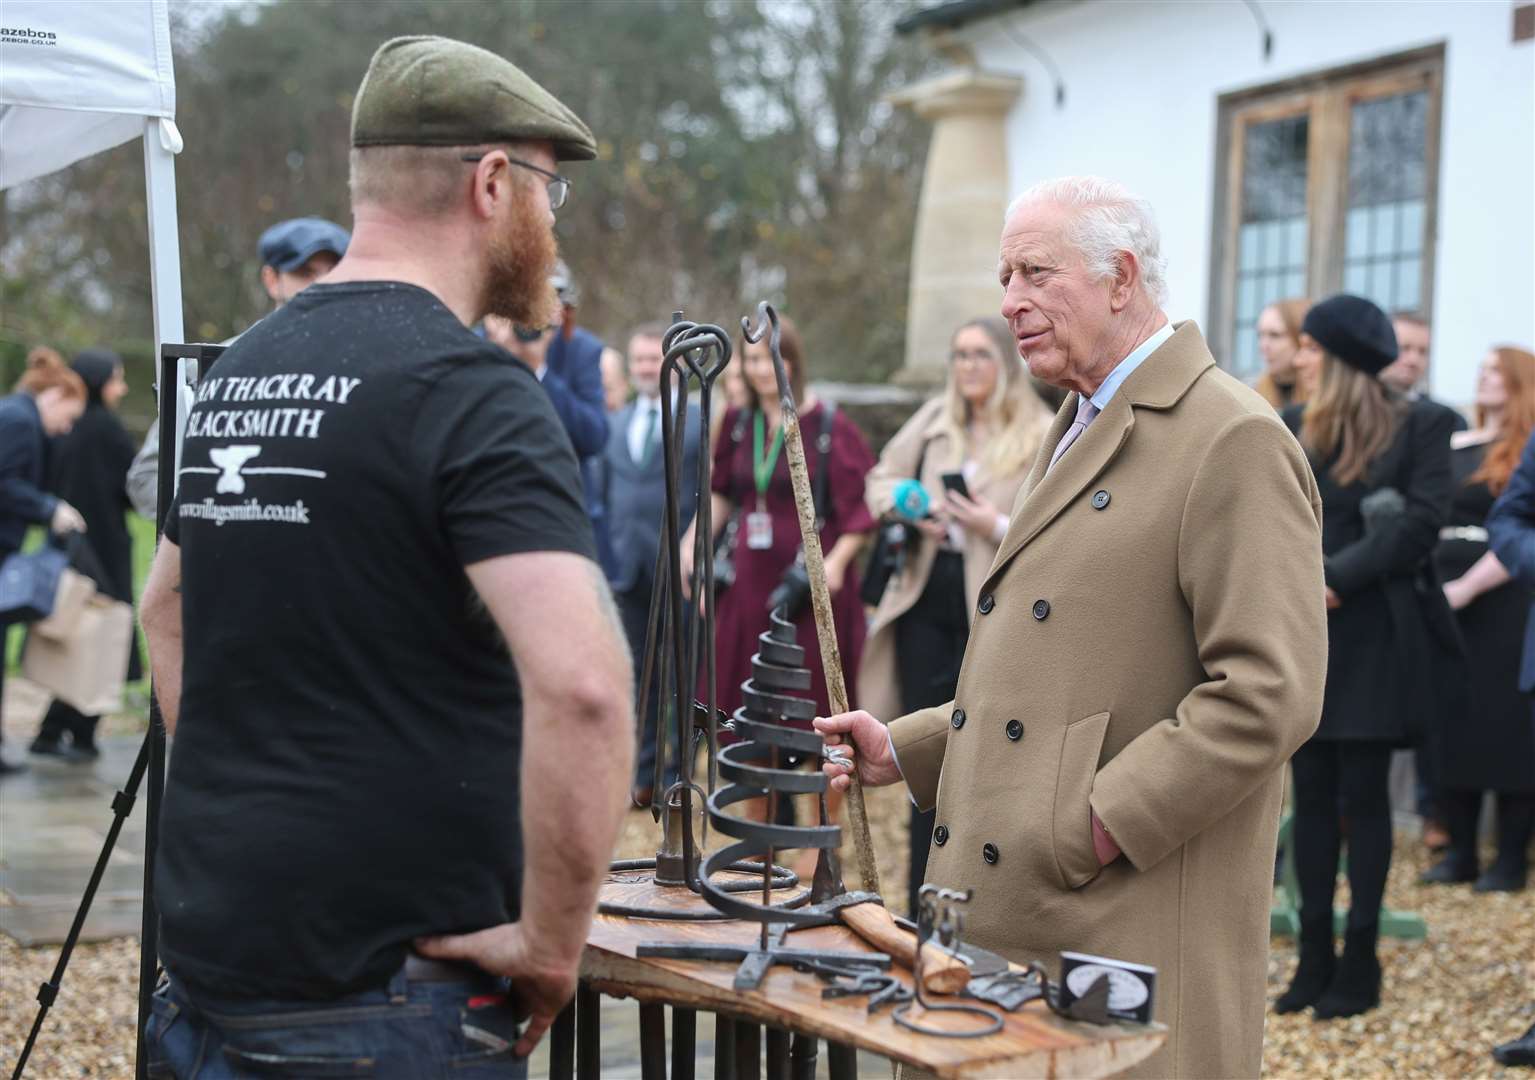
[0,0,188,464]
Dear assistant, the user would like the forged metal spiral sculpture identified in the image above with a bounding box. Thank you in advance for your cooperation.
[698,607,834,923]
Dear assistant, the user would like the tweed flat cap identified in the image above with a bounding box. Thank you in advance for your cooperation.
[1302,294,1398,376]
[352,36,596,161]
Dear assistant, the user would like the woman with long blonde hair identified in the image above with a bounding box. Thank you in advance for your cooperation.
[1276,295,1455,1020]
[1254,297,1310,410]
[1424,345,1535,892]
[857,315,1055,914]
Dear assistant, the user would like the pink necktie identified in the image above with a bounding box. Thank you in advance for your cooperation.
[1047,397,1100,474]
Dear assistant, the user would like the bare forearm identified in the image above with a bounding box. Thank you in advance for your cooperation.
[516,574,634,962]
[140,542,183,736]
[1456,550,1511,601]
[825,531,868,570]
[518,676,631,960]
[144,610,183,736]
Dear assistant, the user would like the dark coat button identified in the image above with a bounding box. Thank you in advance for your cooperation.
[951,708,966,729]
[1006,719,1024,741]
[978,593,995,615]
[1032,599,1051,620]
[934,826,949,846]
[1092,490,1111,510]
[982,843,999,865]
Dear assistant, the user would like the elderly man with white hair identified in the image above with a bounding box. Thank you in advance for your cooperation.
[818,177,1328,1077]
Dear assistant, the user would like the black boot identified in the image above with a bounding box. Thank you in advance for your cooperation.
[1313,924,1381,1019]
[1474,863,1528,893]
[1478,796,1533,893]
[29,733,71,758]
[1275,920,1335,1014]
[1420,852,1478,884]
[1493,1021,1535,1068]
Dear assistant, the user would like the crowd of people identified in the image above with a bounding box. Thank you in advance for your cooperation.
[0,29,1532,1078]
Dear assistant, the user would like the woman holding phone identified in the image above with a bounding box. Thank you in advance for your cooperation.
[857,315,1055,914]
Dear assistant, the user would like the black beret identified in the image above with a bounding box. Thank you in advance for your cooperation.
[351,36,596,162]
[1301,294,1399,376]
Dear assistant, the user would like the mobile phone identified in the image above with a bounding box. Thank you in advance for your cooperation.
[940,471,971,500]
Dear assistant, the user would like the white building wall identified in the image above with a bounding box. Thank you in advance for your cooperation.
[963,0,1534,406]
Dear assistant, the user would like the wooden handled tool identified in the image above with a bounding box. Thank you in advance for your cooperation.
[744,302,882,897]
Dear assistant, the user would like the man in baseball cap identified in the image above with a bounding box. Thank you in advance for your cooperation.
[141,36,632,1076]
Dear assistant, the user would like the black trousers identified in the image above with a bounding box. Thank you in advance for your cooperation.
[894,551,969,917]
[36,698,100,747]
[1441,788,1535,874]
[1290,739,1395,934]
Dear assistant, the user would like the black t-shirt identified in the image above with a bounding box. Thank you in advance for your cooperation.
[158,281,595,1000]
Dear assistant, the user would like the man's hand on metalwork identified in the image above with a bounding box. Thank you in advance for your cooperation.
[414,922,576,1058]
[813,710,902,790]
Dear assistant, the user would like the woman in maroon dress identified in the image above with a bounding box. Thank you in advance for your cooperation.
[683,316,876,743]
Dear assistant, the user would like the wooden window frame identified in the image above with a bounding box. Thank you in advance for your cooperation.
[1208,45,1445,374]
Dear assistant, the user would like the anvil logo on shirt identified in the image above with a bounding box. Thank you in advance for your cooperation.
[210,445,262,494]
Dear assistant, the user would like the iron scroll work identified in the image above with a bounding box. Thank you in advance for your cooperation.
[604,303,1005,1033]
[596,313,806,922]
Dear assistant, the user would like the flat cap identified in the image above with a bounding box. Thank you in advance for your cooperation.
[1302,294,1398,376]
[258,217,350,272]
[351,36,596,161]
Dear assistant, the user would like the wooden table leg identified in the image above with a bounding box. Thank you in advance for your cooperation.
[735,1021,761,1080]
[714,1014,736,1080]
[673,1007,697,1080]
[827,1041,858,1080]
[640,1002,667,1080]
[576,982,601,1080]
[765,1027,790,1080]
[550,1000,575,1080]
[788,1032,817,1080]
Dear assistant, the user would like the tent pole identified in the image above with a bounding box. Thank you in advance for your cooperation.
[136,116,184,1080]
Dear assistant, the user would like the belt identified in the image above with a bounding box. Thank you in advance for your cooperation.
[404,953,483,983]
[1440,525,1489,543]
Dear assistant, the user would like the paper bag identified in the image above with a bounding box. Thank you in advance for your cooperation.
[22,596,134,715]
[32,567,99,642]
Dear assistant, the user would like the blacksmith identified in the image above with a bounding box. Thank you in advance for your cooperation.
[819,176,1328,1078]
[139,36,634,1076]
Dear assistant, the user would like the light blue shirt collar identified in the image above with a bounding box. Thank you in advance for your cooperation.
[1088,322,1175,412]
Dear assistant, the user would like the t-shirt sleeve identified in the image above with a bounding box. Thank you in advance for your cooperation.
[420,358,597,567]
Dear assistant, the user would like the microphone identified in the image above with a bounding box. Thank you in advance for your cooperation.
[891,478,931,521]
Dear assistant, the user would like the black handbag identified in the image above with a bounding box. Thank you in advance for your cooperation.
[0,540,69,624]
[859,438,930,608]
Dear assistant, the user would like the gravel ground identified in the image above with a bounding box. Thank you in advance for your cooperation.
[3,781,1529,1078]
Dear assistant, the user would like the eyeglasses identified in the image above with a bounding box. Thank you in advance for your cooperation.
[460,151,571,210]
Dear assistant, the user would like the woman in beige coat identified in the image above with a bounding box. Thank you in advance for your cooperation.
[858,315,1055,913]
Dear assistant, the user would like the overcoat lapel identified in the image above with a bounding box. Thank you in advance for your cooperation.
[989,394,1135,576]
[986,322,1215,582]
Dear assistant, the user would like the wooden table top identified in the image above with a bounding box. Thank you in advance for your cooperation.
[583,875,1165,1080]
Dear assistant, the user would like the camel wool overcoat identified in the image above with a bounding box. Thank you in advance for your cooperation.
[887,323,1328,1079]
[858,395,1048,724]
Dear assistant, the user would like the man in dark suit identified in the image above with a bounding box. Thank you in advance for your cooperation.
[603,323,702,801]
[486,261,611,568]
[1487,430,1535,1068]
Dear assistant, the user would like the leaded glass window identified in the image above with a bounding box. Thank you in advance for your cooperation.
[1231,115,1309,380]
[1342,91,1428,313]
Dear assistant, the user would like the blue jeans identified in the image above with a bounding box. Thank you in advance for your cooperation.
[144,964,529,1078]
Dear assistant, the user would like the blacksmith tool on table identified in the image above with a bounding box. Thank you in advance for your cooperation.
[891,887,1004,1038]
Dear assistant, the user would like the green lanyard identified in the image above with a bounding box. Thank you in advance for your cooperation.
[752,411,785,497]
